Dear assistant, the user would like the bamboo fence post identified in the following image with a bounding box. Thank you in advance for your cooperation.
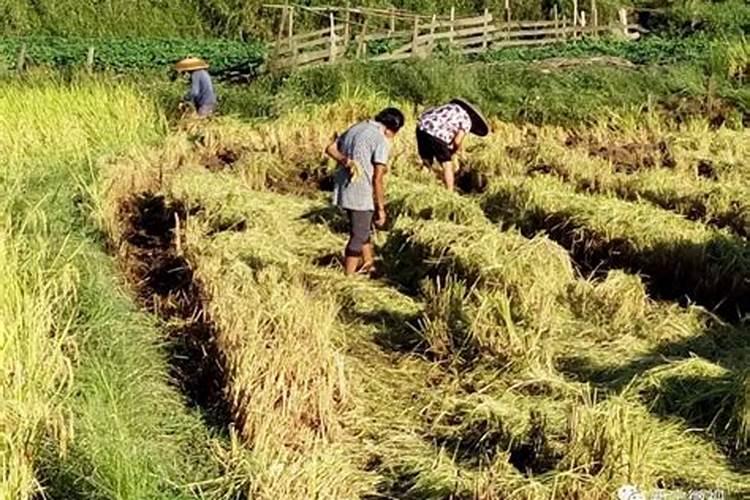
[86,46,95,71]
[562,15,567,40]
[483,8,491,49]
[553,4,559,40]
[329,12,337,62]
[428,14,437,54]
[411,16,420,57]
[449,6,455,45]
[357,17,369,58]
[591,0,599,34]
[288,7,297,63]
[344,3,351,45]
[16,43,26,72]
[277,5,287,42]
[573,0,579,38]
[619,8,628,37]
[389,8,396,33]
[505,0,511,40]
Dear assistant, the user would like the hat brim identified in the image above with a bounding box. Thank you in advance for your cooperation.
[175,58,209,72]
[451,98,490,137]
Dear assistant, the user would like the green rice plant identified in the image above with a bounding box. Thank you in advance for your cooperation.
[481,175,750,319]
[1,76,221,499]
[525,145,750,239]
[417,276,474,362]
[0,222,75,500]
[426,391,569,486]
[735,370,750,451]
[171,169,344,267]
[465,288,553,370]
[597,170,750,238]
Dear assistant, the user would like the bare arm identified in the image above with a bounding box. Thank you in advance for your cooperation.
[373,164,387,226]
[325,139,349,165]
[452,129,467,153]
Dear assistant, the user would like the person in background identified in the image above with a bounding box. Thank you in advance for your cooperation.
[325,107,405,276]
[174,57,217,117]
[416,98,490,191]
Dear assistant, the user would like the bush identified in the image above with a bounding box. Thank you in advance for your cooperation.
[0,36,265,73]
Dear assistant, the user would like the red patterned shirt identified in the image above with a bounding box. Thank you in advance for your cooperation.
[418,104,472,145]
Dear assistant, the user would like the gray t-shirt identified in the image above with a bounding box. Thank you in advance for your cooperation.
[185,69,217,109]
[332,121,390,212]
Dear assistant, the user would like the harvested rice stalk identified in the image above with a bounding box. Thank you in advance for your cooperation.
[388,177,488,226]
[482,175,750,319]
[567,270,650,335]
[559,393,748,496]
[565,165,750,238]
[388,217,574,324]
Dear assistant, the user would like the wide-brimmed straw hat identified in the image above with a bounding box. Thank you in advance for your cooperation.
[451,98,490,137]
[174,57,209,72]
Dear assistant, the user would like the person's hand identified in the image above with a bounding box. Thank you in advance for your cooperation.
[374,207,387,228]
[347,158,363,182]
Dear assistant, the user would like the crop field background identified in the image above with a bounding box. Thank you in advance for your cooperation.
[1,0,749,499]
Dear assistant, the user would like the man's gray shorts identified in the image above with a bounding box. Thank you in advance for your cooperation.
[345,210,374,257]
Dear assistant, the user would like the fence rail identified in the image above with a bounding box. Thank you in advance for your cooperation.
[269,3,641,70]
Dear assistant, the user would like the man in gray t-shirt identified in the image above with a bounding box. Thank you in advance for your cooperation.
[325,107,405,276]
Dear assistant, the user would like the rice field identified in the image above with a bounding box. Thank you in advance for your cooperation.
[3,73,750,499]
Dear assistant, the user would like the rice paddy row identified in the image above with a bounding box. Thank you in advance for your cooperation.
[466,117,750,239]
[480,174,750,320]
[95,111,750,497]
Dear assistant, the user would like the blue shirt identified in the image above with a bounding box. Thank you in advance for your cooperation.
[332,121,390,212]
[185,69,216,109]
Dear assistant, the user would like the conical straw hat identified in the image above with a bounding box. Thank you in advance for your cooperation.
[175,57,209,72]
[451,98,490,137]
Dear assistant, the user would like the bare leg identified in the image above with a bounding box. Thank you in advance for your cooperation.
[421,159,432,174]
[441,161,455,191]
[361,243,376,274]
[344,255,361,275]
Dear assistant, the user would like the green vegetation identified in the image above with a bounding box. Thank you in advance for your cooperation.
[0,37,265,73]
[3,0,748,39]
[0,77,223,499]
[1,0,626,39]
[2,2,750,496]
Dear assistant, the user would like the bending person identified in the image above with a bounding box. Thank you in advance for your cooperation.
[174,57,217,117]
[325,108,405,276]
[416,98,490,191]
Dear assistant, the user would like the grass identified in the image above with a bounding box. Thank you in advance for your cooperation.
[4,39,750,499]
[0,76,222,499]
[0,218,75,500]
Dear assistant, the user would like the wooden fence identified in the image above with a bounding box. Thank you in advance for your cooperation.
[268,3,643,69]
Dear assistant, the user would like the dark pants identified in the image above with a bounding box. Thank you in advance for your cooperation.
[416,127,454,164]
[345,210,374,257]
